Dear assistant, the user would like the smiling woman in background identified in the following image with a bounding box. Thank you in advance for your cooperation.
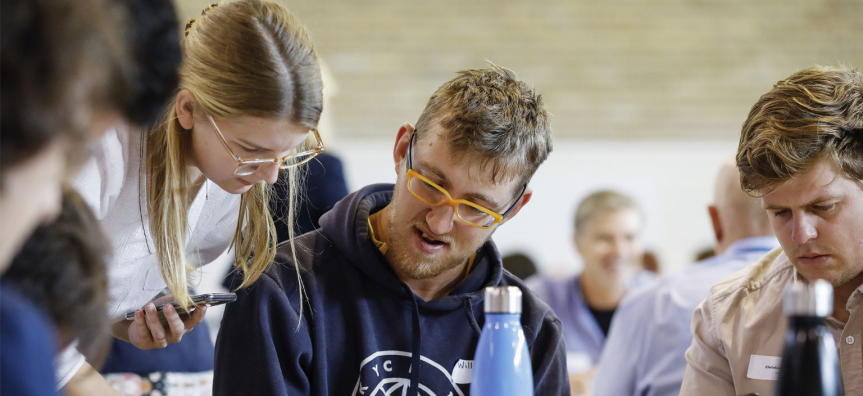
[59,0,326,393]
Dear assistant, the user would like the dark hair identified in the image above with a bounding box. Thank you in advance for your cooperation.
[121,0,182,127]
[574,190,641,236]
[0,0,130,176]
[502,253,538,280]
[737,65,863,194]
[4,189,110,362]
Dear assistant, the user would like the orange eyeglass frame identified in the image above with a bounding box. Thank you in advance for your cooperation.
[405,130,526,229]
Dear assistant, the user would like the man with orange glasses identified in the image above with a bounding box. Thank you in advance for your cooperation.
[214,64,569,395]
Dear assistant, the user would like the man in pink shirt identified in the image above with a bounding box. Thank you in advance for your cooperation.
[681,65,863,395]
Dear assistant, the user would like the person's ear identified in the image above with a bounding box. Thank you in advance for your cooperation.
[175,89,196,130]
[393,123,414,175]
[708,205,723,248]
[499,186,533,225]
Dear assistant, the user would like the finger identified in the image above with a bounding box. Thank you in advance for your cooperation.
[162,304,186,343]
[184,304,207,330]
[145,303,167,345]
[133,309,153,345]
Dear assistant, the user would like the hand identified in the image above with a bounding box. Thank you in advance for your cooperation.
[125,296,207,350]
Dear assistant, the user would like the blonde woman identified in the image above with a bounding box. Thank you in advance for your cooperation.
[61,0,324,392]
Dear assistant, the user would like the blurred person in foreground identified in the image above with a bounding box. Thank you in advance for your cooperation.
[0,0,130,394]
[214,63,569,395]
[4,189,111,382]
[0,0,128,273]
[526,190,656,395]
[594,159,777,396]
[680,65,863,395]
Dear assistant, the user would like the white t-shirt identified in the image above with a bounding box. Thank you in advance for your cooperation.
[56,125,241,387]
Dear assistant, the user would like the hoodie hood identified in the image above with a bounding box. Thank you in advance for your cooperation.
[318,183,505,312]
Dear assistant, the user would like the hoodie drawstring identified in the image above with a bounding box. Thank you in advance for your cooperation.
[405,286,422,396]
[464,299,482,335]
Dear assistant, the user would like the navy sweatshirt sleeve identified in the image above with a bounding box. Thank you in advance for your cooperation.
[529,316,569,395]
[214,273,312,396]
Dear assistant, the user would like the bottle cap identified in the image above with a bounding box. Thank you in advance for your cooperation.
[484,286,522,314]
[784,279,833,317]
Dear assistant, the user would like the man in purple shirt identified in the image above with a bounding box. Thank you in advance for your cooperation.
[527,190,655,395]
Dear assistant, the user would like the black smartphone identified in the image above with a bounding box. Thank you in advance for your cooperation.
[124,292,237,320]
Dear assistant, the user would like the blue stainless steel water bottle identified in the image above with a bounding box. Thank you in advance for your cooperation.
[471,286,533,396]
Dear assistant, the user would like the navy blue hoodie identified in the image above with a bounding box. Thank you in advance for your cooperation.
[214,184,569,396]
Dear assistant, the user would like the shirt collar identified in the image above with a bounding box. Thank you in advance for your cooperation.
[724,236,780,257]
[846,282,863,311]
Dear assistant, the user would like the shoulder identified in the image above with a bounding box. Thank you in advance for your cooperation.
[71,124,139,217]
[628,269,659,291]
[0,284,59,395]
[662,250,765,311]
[524,274,576,299]
[706,247,790,305]
[0,284,55,334]
[698,247,792,334]
[261,230,342,292]
[86,124,138,168]
[619,275,664,313]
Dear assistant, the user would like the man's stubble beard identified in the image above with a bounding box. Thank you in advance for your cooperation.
[787,244,863,288]
[793,257,863,288]
[385,185,488,280]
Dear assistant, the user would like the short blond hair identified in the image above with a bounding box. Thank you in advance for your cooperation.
[737,65,863,194]
[574,190,641,236]
[414,63,553,191]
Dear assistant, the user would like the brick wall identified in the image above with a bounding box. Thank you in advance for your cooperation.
[177,0,862,140]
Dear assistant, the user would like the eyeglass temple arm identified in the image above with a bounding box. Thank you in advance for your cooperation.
[207,114,242,162]
[412,128,523,223]
[405,130,415,170]
[500,184,527,220]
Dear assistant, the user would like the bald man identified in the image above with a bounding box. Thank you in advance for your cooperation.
[592,159,778,396]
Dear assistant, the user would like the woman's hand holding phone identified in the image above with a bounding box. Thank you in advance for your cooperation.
[114,295,207,350]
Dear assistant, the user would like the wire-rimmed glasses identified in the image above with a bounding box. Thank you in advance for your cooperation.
[206,113,325,176]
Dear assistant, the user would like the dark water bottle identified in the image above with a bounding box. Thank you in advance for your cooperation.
[773,279,844,396]
[471,286,533,396]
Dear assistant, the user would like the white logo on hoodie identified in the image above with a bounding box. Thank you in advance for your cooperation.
[352,350,467,396]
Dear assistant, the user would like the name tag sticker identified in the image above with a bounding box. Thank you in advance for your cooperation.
[746,355,782,381]
[451,359,473,384]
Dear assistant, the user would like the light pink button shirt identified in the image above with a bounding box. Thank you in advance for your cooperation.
[681,247,863,396]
